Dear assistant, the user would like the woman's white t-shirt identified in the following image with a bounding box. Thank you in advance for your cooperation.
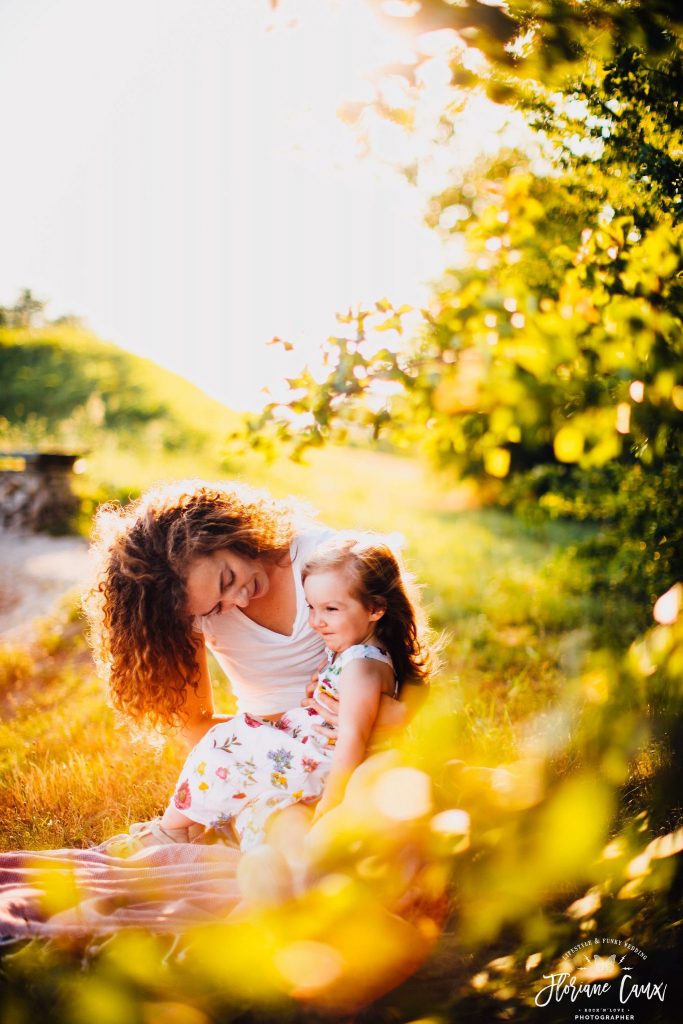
[198,524,336,715]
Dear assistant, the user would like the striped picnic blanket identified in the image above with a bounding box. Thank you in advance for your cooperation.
[0,839,241,941]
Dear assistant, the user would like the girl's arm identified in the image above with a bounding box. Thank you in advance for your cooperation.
[313,661,386,819]
[306,683,426,743]
[179,641,233,748]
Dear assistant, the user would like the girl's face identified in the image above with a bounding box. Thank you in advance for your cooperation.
[185,549,270,618]
[304,569,383,654]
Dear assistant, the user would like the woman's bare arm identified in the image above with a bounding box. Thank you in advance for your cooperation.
[179,641,233,748]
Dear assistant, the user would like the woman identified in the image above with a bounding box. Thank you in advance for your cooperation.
[84,480,407,800]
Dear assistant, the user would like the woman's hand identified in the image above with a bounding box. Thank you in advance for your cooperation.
[370,685,427,744]
[304,657,327,698]
[371,693,407,742]
[301,657,338,738]
[302,689,340,740]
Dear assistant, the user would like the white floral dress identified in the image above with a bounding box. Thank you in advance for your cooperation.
[169,643,395,849]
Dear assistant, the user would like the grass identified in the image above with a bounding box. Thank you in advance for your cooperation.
[0,611,187,849]
[1,444,680,1024]
[0,445,598,852]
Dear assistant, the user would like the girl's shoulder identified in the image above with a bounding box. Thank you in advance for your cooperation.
[331,644,398,699]
[337,643,394,671]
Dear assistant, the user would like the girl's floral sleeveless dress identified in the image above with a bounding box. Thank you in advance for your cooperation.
[169,643,394,849]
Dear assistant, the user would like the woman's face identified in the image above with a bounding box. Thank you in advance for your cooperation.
[185,549,270,618]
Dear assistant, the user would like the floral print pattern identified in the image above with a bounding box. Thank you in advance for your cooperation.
[215,733,241,754]
[166,643,394,850]
[267,747,293,772]
[174,779,191,810]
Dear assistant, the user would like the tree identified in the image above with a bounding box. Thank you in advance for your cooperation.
[12,287,46,328]
[253,0,683,621]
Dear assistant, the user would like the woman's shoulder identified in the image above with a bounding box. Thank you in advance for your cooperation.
[292,523,338,563]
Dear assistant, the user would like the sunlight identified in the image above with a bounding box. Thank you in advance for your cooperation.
[274,940,344,996]
[372,766,433,820]
[0,0,529,411]
[653,584,681,625]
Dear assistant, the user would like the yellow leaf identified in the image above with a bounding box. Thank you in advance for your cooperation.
[274,940,344,998]
[554,426,584,462]
[484,447,511,478]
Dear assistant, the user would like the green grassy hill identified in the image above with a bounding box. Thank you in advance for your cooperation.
[0,325,239,456]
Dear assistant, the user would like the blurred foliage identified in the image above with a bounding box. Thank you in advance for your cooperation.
[251,0,683,625]
[2,601,681,1022]
[365,0,683,92]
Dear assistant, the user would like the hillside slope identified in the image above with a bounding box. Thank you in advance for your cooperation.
[0,326,239,453]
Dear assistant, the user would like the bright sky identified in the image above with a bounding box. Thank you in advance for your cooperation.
[0,0,514,410]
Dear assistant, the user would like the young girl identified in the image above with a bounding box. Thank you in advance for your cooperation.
[157,536,430,850]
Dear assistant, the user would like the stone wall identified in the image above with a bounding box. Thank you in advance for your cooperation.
[0,454,80,532]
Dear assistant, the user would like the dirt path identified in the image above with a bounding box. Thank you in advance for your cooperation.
[0,529,90,643]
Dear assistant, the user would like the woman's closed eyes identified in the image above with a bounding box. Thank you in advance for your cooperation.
[208,570,235,616]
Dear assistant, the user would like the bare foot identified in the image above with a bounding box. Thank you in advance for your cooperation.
[236,844,294,907]
[265,803,315,891]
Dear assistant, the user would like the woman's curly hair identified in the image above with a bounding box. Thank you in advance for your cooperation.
[82,480,301,729]
[301,536,433,688]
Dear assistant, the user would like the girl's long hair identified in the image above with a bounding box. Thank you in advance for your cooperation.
[302,536,433,688]
[82,479,300,728]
